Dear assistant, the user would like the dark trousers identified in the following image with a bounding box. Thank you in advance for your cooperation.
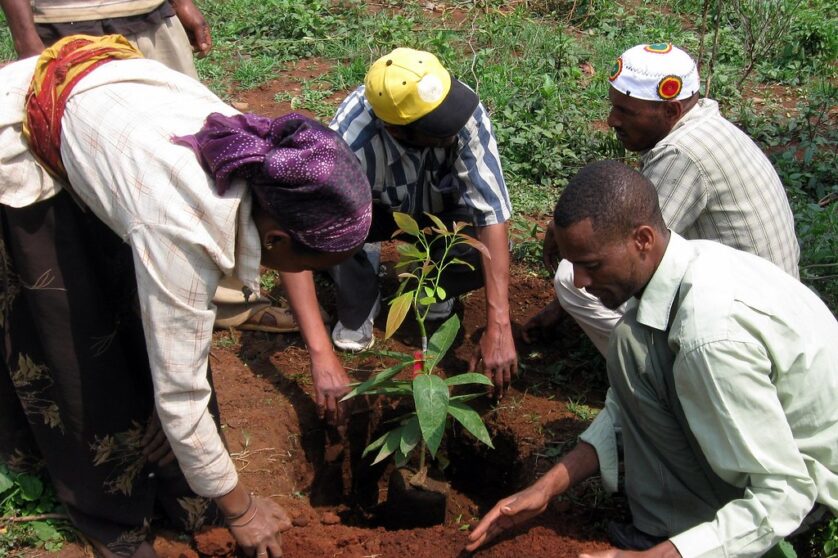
[329,203,485,329]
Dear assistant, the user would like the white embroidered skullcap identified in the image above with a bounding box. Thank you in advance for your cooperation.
[608,43,700,101]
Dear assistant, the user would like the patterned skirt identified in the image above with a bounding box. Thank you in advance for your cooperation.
[0,191,222,555]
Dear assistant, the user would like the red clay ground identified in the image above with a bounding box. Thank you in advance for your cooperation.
[201,243,615,558]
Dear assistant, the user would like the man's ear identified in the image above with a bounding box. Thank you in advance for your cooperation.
[662,100,684,124]
[632,225,657,254]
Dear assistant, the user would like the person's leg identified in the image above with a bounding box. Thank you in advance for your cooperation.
[605,306,742,539]
[330,203,395,330]
[554,259,625,356]
[128,15,198,79]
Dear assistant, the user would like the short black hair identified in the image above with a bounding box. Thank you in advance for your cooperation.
[553,160,666,240]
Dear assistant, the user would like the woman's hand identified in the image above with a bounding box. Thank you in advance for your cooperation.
[310,350,352,424]
[141,408,176,467]
[227,496,292,557]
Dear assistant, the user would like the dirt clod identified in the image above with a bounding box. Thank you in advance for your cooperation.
[193,527,236,557]
[152,535,199,558]
[291,514,310,527]
[320,511,341,525]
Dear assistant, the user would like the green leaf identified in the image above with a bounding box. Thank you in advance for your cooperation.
[341,360,412,401]
[448,401,494,448]
[0,465,14,494]
[436,286,447,300]
[394,448,409,468]
[448,258,475,271]
[445,372,493,387]
[426,314,460,373]
[357,382,414,397]
[450,393,482,403]
[399,416,421,456]
[362,349,414,362]
[423,286,435,298]
[372,427,404,465]
[363,430,391,458]
[425,212,449,234]
[419,296,436,305]
[17,474,43,501]
[397,242,425,260]
[462,236,491,260]
[385,292,414,339]
[393,212,420,236]
[413,374,449,457]
[31,521,61,543]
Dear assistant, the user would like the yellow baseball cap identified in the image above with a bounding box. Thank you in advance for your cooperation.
[364,48,478,138]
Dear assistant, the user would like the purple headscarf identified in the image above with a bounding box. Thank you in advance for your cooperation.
[173,112,371,253]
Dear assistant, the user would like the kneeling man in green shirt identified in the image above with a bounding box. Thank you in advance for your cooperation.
[466,160,837,558]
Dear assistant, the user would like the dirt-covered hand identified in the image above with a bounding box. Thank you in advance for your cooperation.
[469,322,517,399]
[171,0,212,57]
[542,220,560,274]
[465,483,552,552]
[228,496,292,558]
[521,298,564,344]
[141,409,176,467]
[310,351,351,425]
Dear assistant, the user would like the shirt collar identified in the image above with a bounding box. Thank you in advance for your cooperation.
[639,98,719,160]
[635,231,695,331]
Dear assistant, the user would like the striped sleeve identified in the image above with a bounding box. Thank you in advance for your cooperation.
[454,103,512,226]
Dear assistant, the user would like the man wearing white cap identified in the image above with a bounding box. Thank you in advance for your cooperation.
[328,47,516,396]
[528,43,799,355]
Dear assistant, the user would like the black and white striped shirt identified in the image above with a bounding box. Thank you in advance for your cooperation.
[330,86,512,227]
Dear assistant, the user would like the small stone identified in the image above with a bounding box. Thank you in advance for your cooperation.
[321,511,341,525]
[231,101,249,111]
[292,514,310,527]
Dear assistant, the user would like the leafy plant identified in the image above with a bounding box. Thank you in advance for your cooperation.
[342,212,495,487]
[0,463,70,556]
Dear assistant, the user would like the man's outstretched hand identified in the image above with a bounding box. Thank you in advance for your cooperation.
[465,482,552,552]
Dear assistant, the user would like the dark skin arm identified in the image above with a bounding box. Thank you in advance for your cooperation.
[280,270,351,425]
[170,0,212,57]
[469,222,517,399]
[521,297,564,344]
[0,0,45,58]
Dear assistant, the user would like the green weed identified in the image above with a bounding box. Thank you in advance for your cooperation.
[0,464,72,556]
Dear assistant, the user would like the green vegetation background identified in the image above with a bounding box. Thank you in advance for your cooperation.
[0,0,835,555]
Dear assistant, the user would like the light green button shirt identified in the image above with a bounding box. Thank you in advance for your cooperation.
[581,233,838,558]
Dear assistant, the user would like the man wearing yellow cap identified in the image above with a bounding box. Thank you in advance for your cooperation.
[329,47,516,396]
[527,43,799,355]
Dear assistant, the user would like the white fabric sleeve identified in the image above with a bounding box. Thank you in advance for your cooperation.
[128,226,238,498]
[578,387,622,494]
